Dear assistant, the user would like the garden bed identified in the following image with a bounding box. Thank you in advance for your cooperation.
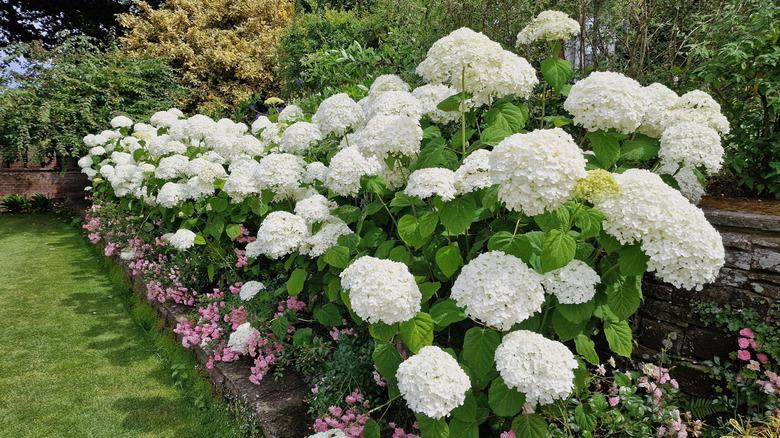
[99,240,309,438]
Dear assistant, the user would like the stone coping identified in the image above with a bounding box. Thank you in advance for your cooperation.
[103,247,310,438]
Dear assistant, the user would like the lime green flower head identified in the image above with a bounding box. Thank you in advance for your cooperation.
[573,169,620,203]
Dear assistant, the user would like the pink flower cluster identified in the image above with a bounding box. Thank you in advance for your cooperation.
[736,327,769,369]
[638,364,679,406]
[174,301,225,348]
[248,334,284,384]
[657,411,702,438]
[311,389,380,438]
[104,242,118,256]
[144,263,195,305]
[756,370,780,395]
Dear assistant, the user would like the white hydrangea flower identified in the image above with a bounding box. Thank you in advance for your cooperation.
[280,121,322,154]
[404,168,457,201]
[340,256,421,324]
[304,162,328,184]
[656,162,705,204]
[278,104,304,123]
[294,193,335,224]
[145,135,187,158]
[186,157,227,183]
[489,128,586,215]
[396,346,471,419]
[353,115,423,159]
[312,93,366,136]
[301,218,353,257]
[494,330,578,406]
[89,146,106,156]
[412,84,460,124]
[516,10,580,45]
[82,168,97,178]
[325,146,381,197]
[259,123,282,148]
[663,90,730,135]
[239,281,264,301]
[110,115,133,128]
[564,71,648,133]
[659,122,723,173]
[454,149,491,194]
[227,322,259,354]
[254,153,306,200]
[377,159,409,190]
[168,229,196,251]
[150,108,182,128]
[416,27,538,106]
[364,91,424,120]
[248,211,308,259]
[77,155,93,169]
[223,159,261,201]
[542,259,601,304]
[369,74,410,95]
[594,169,724,290]
[251,115,274,135]
[157,182,187,207]
[308,430,348,438]
[637,83,679,138]
[451,251,545,330]
[185,176,216,199]
[155,154,189,180]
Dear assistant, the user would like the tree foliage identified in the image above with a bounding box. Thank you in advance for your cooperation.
[118,0,294,114]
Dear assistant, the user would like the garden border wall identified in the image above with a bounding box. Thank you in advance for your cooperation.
[0,169,88,203]
[101,244,309,438]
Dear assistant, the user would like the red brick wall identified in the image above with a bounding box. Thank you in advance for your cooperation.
[0,169,88,203]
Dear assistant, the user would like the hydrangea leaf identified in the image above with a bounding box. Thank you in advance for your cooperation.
[286,268,307,296]
[511,414,547,438]
[313,303,342,327]
[322,245,350,269]
[400,312,434,353]
[462,327,500,378]
[435,243,464,278]
[618,244,649,276]
[540,57,574,92]
[574,334,600,365]
[488,377,525,417]
[417,414,450,438]
[429,298,467,330]
[436,195,477,235]
[607,275,642,320]
[540,229,576,273]
[604,319,633,357]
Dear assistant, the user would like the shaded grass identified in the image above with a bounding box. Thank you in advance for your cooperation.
[0,214,258,438]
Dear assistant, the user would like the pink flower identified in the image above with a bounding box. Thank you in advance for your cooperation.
[737,350,751,361]
[738,337,751,349]
[500,432,516,438]
[739,328,755,338]
[608,396,620,407]
[757,353,769,364]
[747,360,761,371]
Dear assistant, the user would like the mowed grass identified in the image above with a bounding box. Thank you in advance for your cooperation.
[0,214,253,438]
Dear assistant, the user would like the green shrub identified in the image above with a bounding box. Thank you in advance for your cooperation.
[28,193,54,213]
[686,0,780,198]
[1,194,28,213]
[0,36,188,166]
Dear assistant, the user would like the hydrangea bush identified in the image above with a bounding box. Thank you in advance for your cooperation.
[78,10,730,437]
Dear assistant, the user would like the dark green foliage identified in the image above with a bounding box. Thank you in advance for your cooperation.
[1,194,28,213]
[28,192,53,213]
[0,36,188,165]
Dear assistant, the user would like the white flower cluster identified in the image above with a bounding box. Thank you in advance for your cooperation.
[454,149,492,194]
[239,281,264,301]
[168,228,196,251]
[516,10,580,45]
[340,256,421,324]
[494,330,578,406]
[246,211,309,260]
[278,104,304,123]
[396,346,471,419]
[255,153,307,200]
[294,193,335,224]
[564,71,648,133]
[638,83,679,138]
[300,219,353,257]
[663,90,730,135]
[595,169,724,290]
[411,84,460,124]
[228,322,259,354]
[489,128,586,215]
[308,431,347,438]
[417,27,538,106]
[404,168,457,201]
[325,146,380,197]
[542,259,600,304]
[656,162,705,204]
[280,121,322,154]
[451,251,545,330]
[353,115,423,159]
[312,93,365,136]
[659,122,723,173]
[364,91,424,120]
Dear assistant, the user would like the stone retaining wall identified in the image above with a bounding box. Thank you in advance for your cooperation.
[634,197,780,393]
[105,247,309,438]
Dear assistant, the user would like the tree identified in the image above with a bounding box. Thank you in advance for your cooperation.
[119,0,294,114]
[0,0,162,45]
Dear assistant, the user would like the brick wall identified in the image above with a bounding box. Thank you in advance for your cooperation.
[634,197,780,393]
[0,169,88,203]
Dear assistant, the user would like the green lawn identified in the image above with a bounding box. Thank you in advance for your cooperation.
[0,214,253,438]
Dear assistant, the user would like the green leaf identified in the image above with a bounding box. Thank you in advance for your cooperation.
[574,334,600,365]
[485,101,529,133]
[369,322,397,342]
[462,328,500,378]
[541,57,574,91]
[604,319,633,357]
[418,414,450,438]
[429,299,467,330]
[419,282,441,303]
[314,303,342,327]
[587,131,621,169]
[209,197,228,213]
[437,195,476,235]
[535,207,571,232]
[286,268,307,296]
[552,309,587,341]
[207,264,215,281]
[575,404,596,432]
[557,300,596,323]
[437,94,464,112]
[540,229,576,273]
[225,223,241,240]
[618,244,649,276]
[574,208,603,240]
[391,192,425,208]
[400,312,434,354]
[271,315,289,340]
[487,231,542,263]
[363,419,381,438]
[451,391,477,420]
[292,328,313,346]
[436,244,463,278]
[511,414,548,438]
[620,135,660,162]
[194,234,206,245]
[373,342,402,397]
[448,418,479,438]
[488,377,525,417]
[331,205,362,224]
[398,212,439,248]
[323,246,351,269]
[607,276,642,320]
